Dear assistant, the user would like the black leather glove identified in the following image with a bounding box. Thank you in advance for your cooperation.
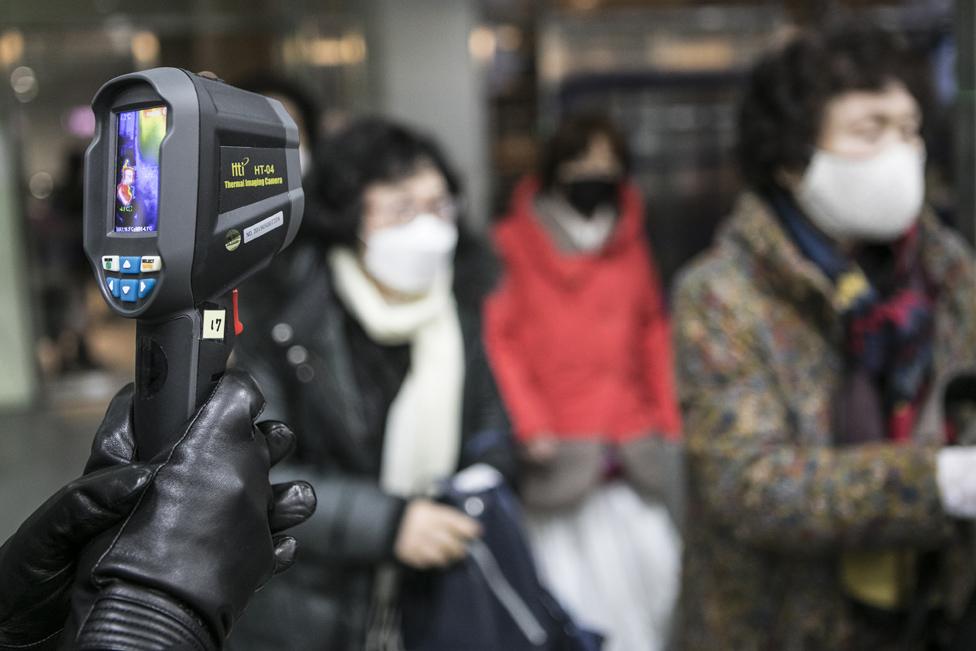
[62,369,315,650]
[0,383,154,650]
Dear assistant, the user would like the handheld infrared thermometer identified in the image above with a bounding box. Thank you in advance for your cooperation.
[84,68,304,459]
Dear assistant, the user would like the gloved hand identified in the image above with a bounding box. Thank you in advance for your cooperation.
[62,369,316,650]
[0,384,153,650]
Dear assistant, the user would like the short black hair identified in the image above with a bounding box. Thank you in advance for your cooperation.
[538,112,631,191]
[737,24,931,192]
[308,117,461,247]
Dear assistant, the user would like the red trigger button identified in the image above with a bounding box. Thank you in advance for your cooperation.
[232,288,244,336]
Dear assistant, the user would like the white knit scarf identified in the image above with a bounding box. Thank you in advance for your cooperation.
[328,247,465,498]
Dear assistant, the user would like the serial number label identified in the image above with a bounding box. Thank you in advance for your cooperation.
[243,211,284,244]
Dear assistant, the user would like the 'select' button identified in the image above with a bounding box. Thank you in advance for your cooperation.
[141,256,162,272]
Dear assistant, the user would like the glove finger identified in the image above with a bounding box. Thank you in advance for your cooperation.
[257,421,297,467]
[217,368,266,422]
[12,464,154,572]
[271,535,298,575]
[269,481,316,533]
[84,383,137,474]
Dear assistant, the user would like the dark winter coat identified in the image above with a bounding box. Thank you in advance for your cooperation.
[227,234,515,651]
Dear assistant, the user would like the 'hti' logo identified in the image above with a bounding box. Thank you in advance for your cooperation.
[231,157,250,177]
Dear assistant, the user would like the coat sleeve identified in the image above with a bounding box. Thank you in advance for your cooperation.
[482,280,552,440]
[459,318,517,484]
[273,464,407,565]
[672,270,952,554]
[234,327,407,565]
[638,244,683,439]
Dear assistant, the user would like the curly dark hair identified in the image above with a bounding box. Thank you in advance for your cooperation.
[307,117,461,247]
[737,25,931,192]
[538,112,631,191]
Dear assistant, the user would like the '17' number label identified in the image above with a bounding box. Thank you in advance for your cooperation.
[202,310,226,340]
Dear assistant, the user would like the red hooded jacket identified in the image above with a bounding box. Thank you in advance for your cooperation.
[485,177,682,444]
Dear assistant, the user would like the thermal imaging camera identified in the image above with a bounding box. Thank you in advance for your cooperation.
[84,68,304,458]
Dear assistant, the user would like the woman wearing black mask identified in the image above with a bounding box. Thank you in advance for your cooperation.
[533,118,624,253]
[485,113,684,650]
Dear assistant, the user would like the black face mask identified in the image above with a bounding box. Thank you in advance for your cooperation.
[561,178,620,218]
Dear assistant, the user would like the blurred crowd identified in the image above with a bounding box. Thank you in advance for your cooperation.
[13,17,976,651]
[212,22,976,651]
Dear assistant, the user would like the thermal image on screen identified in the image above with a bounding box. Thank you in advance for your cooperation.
[115,106,166,233]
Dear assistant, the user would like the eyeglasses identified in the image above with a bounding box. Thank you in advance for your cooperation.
[367,196,460,228]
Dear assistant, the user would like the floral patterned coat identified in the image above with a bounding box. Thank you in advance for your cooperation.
[673,192,976,650]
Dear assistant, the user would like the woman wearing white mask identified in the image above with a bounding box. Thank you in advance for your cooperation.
[674,25,976,650]
[228,118,515,651]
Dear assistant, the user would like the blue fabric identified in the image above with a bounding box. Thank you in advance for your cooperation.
[399,479,603,651]
[766,189,935,444]
[768,190,866,286]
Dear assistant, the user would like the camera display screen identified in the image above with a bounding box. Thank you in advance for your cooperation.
[114,106,166,233]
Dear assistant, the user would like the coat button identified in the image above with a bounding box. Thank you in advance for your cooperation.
[287,345,308,366]
[296,364,315,383]
[272,322,293,344]
[464,497,485,518]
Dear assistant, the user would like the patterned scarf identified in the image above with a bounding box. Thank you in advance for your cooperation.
[769,191,936,445]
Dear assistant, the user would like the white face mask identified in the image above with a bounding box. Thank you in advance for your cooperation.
[795,142,926,243]
[362,214,458,296]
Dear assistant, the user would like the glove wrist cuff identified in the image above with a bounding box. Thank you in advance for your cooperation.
[73,582,218,651]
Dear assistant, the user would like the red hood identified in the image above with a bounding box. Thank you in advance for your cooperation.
[493,176,647,286]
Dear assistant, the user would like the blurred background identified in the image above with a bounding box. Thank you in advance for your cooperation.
[0,0,972,540]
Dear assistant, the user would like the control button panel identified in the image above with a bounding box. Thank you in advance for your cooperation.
[102,254,163,308]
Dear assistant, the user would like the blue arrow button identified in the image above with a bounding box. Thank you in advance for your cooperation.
[120,256,141,275]
[119,279,138,303]
[106,276,121,298]
[137,278,157,299]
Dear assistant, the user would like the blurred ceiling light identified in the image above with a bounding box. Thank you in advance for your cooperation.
[538,33,569,83]
[10,66,38,103]
[282,37,301,66]
[106,18,134,54]
[469,26,496,63]
[29,172,53,200]
[497,25,522,52]
[131,31,160,68]
[340,33,367,65]
[569,0,601,10]
[307,37,341,66]
[0,31,24,67]
[648,38,735,72]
